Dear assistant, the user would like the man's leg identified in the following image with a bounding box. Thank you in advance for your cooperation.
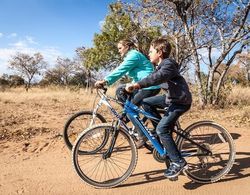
[142,95,167,128]
[156,103,191,178]
[133,95,167,148]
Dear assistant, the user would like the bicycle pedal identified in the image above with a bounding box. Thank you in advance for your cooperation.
[169,176,178,181]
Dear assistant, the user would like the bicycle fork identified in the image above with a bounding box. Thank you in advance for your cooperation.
[102,121,121,159]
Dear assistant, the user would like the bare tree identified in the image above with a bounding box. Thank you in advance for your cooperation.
[8,52,47,91]
[76,47,95,92]
[125,1,193,73]
[237,52,250,82]
[42,56,88,86]
[126,0,250,106]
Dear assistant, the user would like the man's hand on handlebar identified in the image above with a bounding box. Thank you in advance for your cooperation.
[94,80,107,88]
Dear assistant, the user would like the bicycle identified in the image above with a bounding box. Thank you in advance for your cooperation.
[63,88,154,151]
[72,88,235,188]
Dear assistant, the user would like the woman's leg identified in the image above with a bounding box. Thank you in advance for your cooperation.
[115,84,127,104]
[132,88,161,106]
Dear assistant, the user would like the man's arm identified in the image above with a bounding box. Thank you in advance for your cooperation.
[137,61,178,88]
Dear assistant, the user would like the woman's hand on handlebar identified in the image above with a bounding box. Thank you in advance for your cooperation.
[94,80,107,88]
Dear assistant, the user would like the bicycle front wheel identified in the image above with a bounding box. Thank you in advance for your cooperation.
[72,123,138,188]
[63,111,106,150]
[178,121,235,183]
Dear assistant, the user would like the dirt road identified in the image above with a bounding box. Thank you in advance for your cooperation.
[0,89,249,194]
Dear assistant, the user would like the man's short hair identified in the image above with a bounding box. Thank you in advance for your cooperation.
[151,36,172,58]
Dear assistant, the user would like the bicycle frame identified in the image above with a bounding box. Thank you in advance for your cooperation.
[97,89,212,158]
[124,100,212,157]
[89,89,123,126]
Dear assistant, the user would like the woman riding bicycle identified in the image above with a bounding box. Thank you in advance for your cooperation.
[94,39,160,106]
[95,39,160,146]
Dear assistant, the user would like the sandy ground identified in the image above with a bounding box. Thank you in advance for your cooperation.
[0,88,250,195]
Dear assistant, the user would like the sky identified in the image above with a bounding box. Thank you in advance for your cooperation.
[0,0,116,75]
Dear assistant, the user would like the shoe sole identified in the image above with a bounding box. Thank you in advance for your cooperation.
[164,165,189,179]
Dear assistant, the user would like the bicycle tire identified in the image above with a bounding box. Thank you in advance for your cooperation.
[72,123,138,188]
[178,121,235,183]
[63,111,106,150]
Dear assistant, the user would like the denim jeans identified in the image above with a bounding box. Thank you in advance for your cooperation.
[142,95,191,162]
[116,84,160,138]
[115,84,160,106]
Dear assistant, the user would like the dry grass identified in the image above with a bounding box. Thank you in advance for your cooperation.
[0,86,118,109]
[0,85,249,141]
[227,86,250,106]
[0,86,119,141]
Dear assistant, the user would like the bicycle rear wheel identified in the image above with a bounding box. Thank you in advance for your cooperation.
[178,121,235,183]
[72,123,138,188]
[63,111,106,150]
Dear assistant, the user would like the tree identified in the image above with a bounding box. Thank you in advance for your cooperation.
[0,74,9,86]
[8,75,25,87]
[237,52,250,82]
[227,64,247,85]
[41,56,88,86]
[79,2,161,72]
[8,52,47,91]
[127,0,250,106]
[125,1,193,73]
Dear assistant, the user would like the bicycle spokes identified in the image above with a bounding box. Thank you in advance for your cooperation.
[179,122,235,183]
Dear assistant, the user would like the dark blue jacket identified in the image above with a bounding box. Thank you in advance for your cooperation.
[138,58,192,105]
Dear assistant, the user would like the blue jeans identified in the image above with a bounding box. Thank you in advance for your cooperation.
[142,95,191,162]
[116,85,160,138]
[115,84,160,106]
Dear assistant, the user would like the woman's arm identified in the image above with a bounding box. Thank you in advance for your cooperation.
[104,50,138,85]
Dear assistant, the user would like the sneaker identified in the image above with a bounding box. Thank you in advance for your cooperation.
[164,160,188,178]
[136,136,147,149]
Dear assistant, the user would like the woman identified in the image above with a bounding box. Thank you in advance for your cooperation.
[95,39,160,147]
[95,39,160,106]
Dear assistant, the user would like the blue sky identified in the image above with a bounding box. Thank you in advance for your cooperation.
[0,0,116,74]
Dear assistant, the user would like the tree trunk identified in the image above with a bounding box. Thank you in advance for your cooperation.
[213,66,229,104]
[183,23,205,107]
[213,45,245,104]
[25,81,31,92]
[206,68,215,104]
[85,69,93,93]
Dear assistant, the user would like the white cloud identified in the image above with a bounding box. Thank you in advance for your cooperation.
[9,40,28,48]
[0,36,63,75]
[7,33,17,38]
[25,36,38,45]
[197,47,222,73]
[0,33,3,38]
[9,36,38,48]
[198,47,222,62]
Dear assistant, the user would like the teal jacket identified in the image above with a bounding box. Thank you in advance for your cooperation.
[105,49,159,90]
